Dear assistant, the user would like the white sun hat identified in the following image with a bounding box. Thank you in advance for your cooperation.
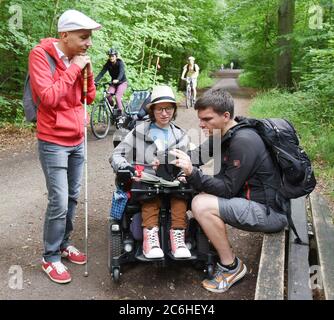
[58,9,102,32]
[146,85,177,109]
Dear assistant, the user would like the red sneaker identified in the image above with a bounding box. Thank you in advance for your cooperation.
[42,259,71,284]
[143,227,164,259]
[170,229,191,258]
[61,245,87,265]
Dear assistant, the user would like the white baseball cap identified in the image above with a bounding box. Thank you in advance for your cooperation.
[146,85,177,110]
[58,9,102,32]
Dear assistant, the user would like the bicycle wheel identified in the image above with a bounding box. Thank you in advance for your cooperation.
[186,85,192,109]
[190,82,195,108]
[90,101,111,139]
[191,94,196,108]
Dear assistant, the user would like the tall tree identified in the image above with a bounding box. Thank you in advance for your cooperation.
[276,0,295,88]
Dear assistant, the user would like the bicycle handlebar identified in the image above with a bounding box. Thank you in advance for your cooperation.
[95,82,111,88]
[95,82,117,97]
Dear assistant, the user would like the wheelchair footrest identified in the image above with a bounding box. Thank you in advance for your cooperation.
[136,254,165,262]
[166,252,198,261]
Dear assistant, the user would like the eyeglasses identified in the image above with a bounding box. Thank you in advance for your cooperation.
[154,106,175,114]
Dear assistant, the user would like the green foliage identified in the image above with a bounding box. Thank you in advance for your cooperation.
[0,95,25,124]
[238,71,263,88]
[218,0,279,87]
[197,69,215,89]
[0,0,225,124]
[298,38,334,111]
[250,89,334,196]
[219,0,334,90]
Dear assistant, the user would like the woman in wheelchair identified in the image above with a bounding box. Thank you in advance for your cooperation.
[110,85,191,259]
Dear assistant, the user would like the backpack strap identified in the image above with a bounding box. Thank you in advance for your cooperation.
[276,194,308,245]
[186,63,198,75]
[45,51,56,75]
[35,51,57,107]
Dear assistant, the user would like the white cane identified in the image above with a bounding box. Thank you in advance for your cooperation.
[83,67,89,277]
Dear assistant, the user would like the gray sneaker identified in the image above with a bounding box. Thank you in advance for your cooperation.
[202,258,247,293]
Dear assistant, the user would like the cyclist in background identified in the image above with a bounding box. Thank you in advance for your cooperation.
[95,48,128,110]
[181,56,200,101]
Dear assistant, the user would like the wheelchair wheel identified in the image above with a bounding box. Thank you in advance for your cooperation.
[112,267,120,282]
[90,101,111,139]
[207,264,215,279]
[111,232,122,255]
[108,223,122,274]
[196,228,210,253]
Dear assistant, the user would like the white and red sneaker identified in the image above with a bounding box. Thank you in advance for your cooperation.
[42,259,71,284]
[170,229,191,258]
[143,227,164,259]
[61,245,87,265]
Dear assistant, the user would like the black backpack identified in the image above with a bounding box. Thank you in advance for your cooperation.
[235,116,317,243]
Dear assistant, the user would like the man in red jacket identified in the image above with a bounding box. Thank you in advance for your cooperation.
[29,9,101,284]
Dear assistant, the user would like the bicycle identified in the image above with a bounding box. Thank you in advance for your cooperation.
[184,77,196,109]
[90,82,125,139]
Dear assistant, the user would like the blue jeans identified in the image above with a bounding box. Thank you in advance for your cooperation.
[38,140,84,263]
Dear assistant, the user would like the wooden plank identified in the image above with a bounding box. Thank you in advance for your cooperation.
[288,197,313,300]
[310,193,334,300]
[255,230,285,300]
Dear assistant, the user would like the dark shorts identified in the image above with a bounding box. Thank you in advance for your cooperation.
[218,197,288,233]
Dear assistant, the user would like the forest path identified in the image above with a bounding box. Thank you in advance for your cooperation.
[0,71,262,300]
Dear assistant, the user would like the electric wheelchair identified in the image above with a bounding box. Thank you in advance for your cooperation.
[108,166,217,282]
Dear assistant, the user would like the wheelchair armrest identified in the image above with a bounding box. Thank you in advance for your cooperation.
[116,169,133,187]
[163,187,194,195]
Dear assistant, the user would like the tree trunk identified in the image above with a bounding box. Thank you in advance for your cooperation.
[276,0,295,88]
[147,37,154,69]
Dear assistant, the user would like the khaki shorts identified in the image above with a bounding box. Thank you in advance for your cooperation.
[218,197,288,233]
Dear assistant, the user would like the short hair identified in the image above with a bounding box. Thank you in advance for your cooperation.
[148,104,177,122]
[194,88,234,118]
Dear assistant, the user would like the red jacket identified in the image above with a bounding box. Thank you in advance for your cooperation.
[29,38,96,146]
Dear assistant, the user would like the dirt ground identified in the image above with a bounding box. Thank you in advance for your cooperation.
[0,74,263,300]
